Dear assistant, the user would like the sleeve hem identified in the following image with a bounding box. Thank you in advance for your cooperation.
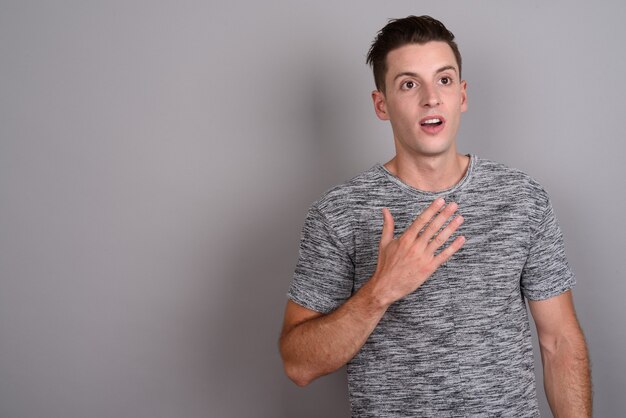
[522,275,576,301]
[287,291,336,315]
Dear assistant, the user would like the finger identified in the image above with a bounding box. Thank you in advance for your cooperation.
[418,201,459,244]
[433,235,465,267]
[380,208,395,247]
[426,214,464,251]
[404,198,446,239]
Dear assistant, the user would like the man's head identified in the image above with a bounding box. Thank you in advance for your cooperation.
[366,15,462,94]
[367,16,468,159]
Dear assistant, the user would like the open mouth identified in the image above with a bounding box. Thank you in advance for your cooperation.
[420,118,443,127]
[419,116,446,134]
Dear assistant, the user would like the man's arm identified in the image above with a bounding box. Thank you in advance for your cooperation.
[279,198,465,386]
[279,287,388,387]
[528,290,592,417]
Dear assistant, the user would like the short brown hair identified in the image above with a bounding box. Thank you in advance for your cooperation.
[366,15,462,93]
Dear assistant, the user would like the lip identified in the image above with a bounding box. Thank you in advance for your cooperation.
[419,115,446,135]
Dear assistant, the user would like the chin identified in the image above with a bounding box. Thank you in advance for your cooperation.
[395,134,456,158]
[413,143,455,158]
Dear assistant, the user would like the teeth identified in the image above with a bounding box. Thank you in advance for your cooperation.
[422,118,441,125]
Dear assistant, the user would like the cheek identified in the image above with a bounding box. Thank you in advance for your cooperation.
[390,97,418,118]
[454,89,467,111]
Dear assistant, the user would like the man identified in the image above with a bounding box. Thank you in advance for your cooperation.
[279,15,591,417]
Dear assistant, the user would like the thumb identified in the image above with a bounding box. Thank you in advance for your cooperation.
[380,208,395,247]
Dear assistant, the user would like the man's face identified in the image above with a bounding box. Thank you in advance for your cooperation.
[372,41,467,159]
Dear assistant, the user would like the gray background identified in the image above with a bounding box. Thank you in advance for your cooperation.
[1,1,624,417]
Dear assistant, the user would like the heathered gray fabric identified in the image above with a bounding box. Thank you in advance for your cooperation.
[288,155,576,417]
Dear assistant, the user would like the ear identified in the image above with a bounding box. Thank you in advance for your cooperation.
[372,90,390,121]
[460,80,468,113]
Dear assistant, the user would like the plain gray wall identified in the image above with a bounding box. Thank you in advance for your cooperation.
[1,1,624,417]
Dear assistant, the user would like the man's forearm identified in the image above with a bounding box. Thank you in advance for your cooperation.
[279,280,389,387]
[542,329,592,417]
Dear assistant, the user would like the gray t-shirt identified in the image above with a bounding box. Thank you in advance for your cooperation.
[288,155,575,417]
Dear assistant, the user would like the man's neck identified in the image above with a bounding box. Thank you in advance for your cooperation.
[383,152,470,192]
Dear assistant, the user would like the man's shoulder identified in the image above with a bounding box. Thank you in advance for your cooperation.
[474,156,535,182]
[473,156,548,197]
[311,165,386,214]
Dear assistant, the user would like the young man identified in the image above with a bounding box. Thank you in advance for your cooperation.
[280,15,591,417]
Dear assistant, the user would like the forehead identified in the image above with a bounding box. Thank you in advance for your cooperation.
[385,41,458,78]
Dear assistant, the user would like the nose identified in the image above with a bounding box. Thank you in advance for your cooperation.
[421,86,441,107]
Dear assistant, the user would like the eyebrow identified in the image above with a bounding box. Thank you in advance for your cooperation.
[392,65,458,82]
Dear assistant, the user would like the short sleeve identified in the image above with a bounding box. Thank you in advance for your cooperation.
[520,199,576,300]
[287,206,355,314]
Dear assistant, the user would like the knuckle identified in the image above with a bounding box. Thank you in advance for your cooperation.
[435,253,448,266]
[412,214,425,227]
[407,244,421,257]
[446,202,458,212]
[446,243,460,256]
[434,236,445,246]
[425,226,440,241]
[397,234,411,247]
[412,249,429,264]
[443,222,458,235]
[440,246,453,258]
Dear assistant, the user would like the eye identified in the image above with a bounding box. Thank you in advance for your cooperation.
[402,80,418,90]
[440,76,452,85]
